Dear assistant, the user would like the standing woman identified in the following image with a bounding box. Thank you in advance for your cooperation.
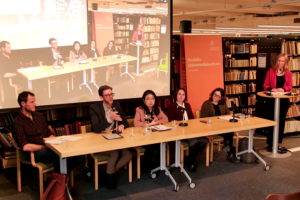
[263,53,292,152]
[201,88,239,163]
[87,40,100,58]
[69,41,87,62]
[167,88,209,172]
[134,90,168,173]
[132,23,145,43]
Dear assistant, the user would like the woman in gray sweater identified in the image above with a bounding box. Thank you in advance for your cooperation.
[200,88,239,163]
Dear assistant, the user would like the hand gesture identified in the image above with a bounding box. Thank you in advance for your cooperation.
[109,111,122,121]
[271,88,278,92]
[117,125,124,133]
[277,88,285,92]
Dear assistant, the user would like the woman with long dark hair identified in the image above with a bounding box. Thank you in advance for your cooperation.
[134,90,168,173]
[87,40,100,58]
[263,53,292,152]
[167,88,209,172]
[69,41,87,62]
[103,40,117,56]
[201,88,239,163]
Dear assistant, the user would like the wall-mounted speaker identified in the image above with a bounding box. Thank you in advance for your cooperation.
[92,3,98,11]
[179,20,191,33]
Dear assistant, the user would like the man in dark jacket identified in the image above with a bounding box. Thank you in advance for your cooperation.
[89,85,132,189]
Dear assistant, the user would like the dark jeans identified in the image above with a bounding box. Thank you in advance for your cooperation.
[143,144,160,171]
[34,148,84,174]
[266,98,290,145]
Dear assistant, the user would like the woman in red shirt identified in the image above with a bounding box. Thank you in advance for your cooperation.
[263,53,292,152]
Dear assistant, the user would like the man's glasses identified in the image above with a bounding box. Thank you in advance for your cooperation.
[103,93,115,98]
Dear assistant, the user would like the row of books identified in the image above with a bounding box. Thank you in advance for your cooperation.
[53,121,91,136]
[231,58,249,67]
[240,108,255,115]
[225,43,257,54]
[141,54,159,63]
[114,31,129,37]
[248,95,256,106]
[115,44,129,52]
[114,24,130,30]
[140,17,161,25]
[249,70,256,80]
[224,70,248,81]
[292,72,300,86]
[225,84,247,94]
[171,77,180,91]
[116,17,129,23]
[42,106,89,121]
[144,33,160,40]
[249,82,256,93]
[290,88,300,103]
[281,40,300,56]
[142,48,159,56]
[225,97,240,108]
[287,57,300,71]
[0,133,14,148]
[286,104,300,118]
[0,113,16,127]
[225,57,257,68]
[173,60,180,73]
[115,38,129,45]
[143,25,161,33]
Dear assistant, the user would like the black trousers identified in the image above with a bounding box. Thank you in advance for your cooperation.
[222,132,235,153]
[143,144,160,171]
[266,98,290,145]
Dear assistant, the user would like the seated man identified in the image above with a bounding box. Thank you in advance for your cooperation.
[89,85,132,189]
[12,91,83,174]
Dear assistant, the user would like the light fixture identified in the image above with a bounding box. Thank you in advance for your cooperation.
[156,7,168,10]
[258,25,300,28]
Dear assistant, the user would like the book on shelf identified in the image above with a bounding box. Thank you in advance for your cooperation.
[247,108,255,115]
[224,70,248,81]
[0,133,14,148]
[140,17,161,25]
[114,24,129,30]
[288,57,300,71]
[231,58,249,67]
[281,40,300,56]
[290,88,300,103]
[248,82,256,93]
[225,97,240,108]
[114,31,129,37]
[116,17,129,23]
[292,72,300,86]
[54,121,91,136]
[250,44,257,54]
[143,25,161,33]
[174,60,180,73]
[226,43,257,54]
[286,104,300,118]
[249,70,256,80]
[248,95,256,106]
[225,83,247,94]
[250,57,257,67]
[144,33,160,40]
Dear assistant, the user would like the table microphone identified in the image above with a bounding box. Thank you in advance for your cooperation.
[112,107,119,134]
[177,105,188,127]
[229,101,238,123]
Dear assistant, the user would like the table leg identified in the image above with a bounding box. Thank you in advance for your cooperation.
[150,141,195,192]
[133,45,144,76]
[237,129,269,170]
[28,81,32,90]
[89,69,99,89]
[79,70,93,95]
[120,62,135,82]
[59,158,73,200]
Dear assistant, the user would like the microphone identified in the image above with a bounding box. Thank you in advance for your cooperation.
[176,105,186,111]
[112,106,119,134]
[229,100,238,123]
[177,105,188,127]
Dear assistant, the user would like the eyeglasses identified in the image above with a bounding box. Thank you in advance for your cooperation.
[103,93,115,98]
[145,98,155,102]
[213,93,222,99]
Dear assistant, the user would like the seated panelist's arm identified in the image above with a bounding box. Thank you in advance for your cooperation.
[89,105,112,133]
[200,101,211,118]
[157,108,168,124]
[81,51,87,60]
[166,103,176,122]
[134,107,146,127]
[69,51,76,62]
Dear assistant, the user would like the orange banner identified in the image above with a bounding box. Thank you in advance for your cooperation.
[93,12,114,55]
[184,35,223,114]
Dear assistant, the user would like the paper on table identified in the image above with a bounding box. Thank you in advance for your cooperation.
[218,116,240,121]
[45,136,82,145]
[271,92,288,95]
[103,134,123,140]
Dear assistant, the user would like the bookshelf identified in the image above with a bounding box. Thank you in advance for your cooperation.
[223,38,258,115]
[113,14,130,54]
[171,35,181,96]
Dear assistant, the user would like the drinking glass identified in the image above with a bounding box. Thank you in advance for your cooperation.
[130,128,135,137]
[207,119,212,124]
[246,114,252,120]
[61,139,69,148]
[171,120,177,127]
[240,114,245,121]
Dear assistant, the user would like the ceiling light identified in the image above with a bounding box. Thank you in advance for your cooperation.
[156,7,168,10]
[258,25,300,28]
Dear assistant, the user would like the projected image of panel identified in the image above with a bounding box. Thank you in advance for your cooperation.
[0,1,171,109]
[0,0,88,50]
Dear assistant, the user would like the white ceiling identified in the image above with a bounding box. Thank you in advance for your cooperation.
[88,0,300,35]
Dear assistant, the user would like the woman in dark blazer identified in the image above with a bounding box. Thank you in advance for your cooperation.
[167,88,209,172]
[87,40,101,58]
[201,87,239,163]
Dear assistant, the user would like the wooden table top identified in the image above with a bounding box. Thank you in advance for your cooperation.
[257,91,295,99]
[45,116,276,158]
[17,55,137,81]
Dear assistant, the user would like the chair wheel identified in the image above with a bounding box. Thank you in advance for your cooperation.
[236,156,240,160]
[151,173,156,179]
[264,165,270,171]
[189,182,196,189]
[173,186,179,192]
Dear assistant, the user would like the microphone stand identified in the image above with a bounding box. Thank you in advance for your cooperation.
[112,107,119,134]
[179,109,188,127]
[229,103,238,123]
